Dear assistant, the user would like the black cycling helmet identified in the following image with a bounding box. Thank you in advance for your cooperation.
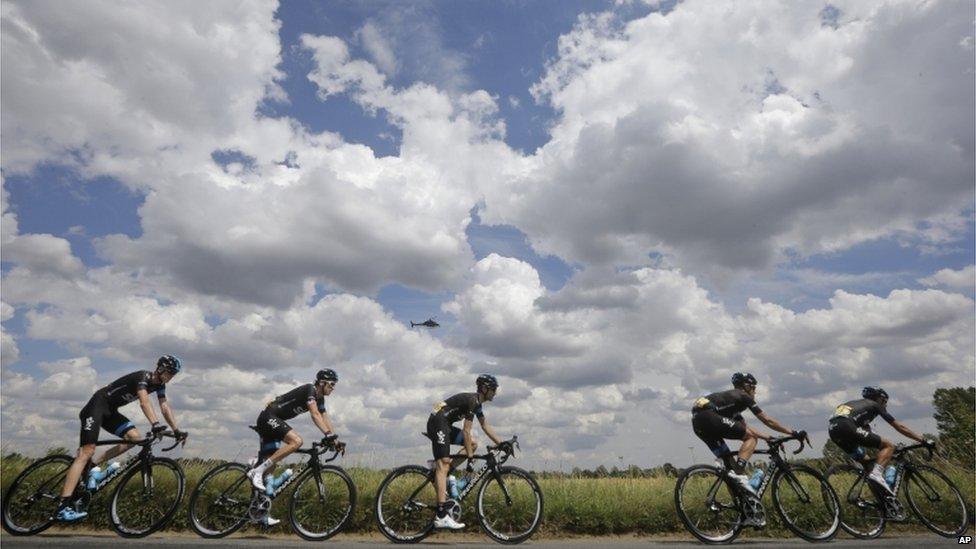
[316,369,339,384]
[731,372,757,388]
[862,386,888,402]
[476,374,499,391]
[156,355,182,374]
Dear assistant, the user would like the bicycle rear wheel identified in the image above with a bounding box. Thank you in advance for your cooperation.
[825,464,885,539]
[476,466,543,544]
[289,465,357,541]
[109,456,185,538]
[771,464,840,541]
[374,465,436,543]
[904,465,969,537]
[673,465,744,544]
[1,454,73,536]
[188,462,250,538]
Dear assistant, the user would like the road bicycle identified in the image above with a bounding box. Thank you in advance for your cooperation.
[2,430,186,538]
[825,441,969,539]
[674,433,840,544]
[188,434,355,541]
[375,435,543,544]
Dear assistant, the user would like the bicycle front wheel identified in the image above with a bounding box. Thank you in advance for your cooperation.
[374,465,436,543]
[825,464,885,539]
[771,464,840,542]
[476,466,543,544]
[1,454,73,536]
[289,465,357,541]
[673,465,743,544]
[187,462,250,538]
[904,465,969,537]
[109,456,185,538]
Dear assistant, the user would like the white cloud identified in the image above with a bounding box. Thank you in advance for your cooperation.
[356,20,398,76]
[480,0,974,275]
[919,265,976,291]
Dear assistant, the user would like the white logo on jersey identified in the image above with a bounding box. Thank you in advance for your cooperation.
[267,417,281,428]
[721,417,735,427]
[83,417,94,431]
[856,427,869,437]
[437,430,446,444]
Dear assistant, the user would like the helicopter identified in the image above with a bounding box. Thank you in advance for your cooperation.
[410,317,440,328]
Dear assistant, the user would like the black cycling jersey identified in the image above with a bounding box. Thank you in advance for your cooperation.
[266,383,326,420]
[693,388,762,418]
[97,370,166,409]
[831,398,894,428]
[431,392,484,423]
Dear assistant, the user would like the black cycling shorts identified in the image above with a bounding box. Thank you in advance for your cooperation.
[828,417,881,455]
[255,409,294,461]
[78,394,135,446]
[427,413,465,460]
[692,408,746,455]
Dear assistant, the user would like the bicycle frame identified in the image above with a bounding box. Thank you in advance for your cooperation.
[82,433,180,496]
[705,435,811,511]
[262,442,342,501]
[846,442,933,503]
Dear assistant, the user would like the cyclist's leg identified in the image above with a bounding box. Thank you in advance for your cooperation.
[828,418,870,467]
[97,412,138,464]
[427,413,458,522]
[249,411,299,481]
[449,427,475,470]
[692,410,735,468]
[736,423,758,469]
[60,396,103,499]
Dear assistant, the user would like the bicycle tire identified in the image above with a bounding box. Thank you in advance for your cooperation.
[824,464,885,539]
[771,463,840,542]
[1,454,73,536]
[476,465,543,544]
[108,456,185,538]
[673,464,744,544]
[187,462,250,538]
[374,464,436,543]
[904,464,969,538]
[288,465,357,541]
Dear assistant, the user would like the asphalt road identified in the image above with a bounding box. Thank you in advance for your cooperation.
[0,533,959,548]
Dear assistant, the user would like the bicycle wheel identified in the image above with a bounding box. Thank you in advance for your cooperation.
[476,466,543,544]
[288,465,357,541]
[1,454,73,536]
[825,464,885,539]
[904,465,969,537]
[375,464,436,543]
[109,456,185,538]
[188,462,250,538]
[673,465,744,544]
[771,464,840,542]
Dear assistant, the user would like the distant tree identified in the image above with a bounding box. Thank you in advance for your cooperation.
[594,464,609,478]
[661,462,678,477]
[822,439,847,463]
[932,387,974,469]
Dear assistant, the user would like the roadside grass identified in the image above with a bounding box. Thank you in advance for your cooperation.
[2,452,972,537]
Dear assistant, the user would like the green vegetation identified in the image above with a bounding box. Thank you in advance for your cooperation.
[2,451,972,537]
[933,387,975,470]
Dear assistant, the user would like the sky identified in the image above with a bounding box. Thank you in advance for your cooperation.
[1,0,973,470]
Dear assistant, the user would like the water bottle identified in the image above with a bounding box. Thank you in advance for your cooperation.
[448,475,459,499]
[749,468,764,490]
[456,476,469,493]
[266,468,293,496]
[884,465,896,487]
[87,462,121,489]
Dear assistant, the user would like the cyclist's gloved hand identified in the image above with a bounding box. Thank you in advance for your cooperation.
[151,422,168,436]
[335,440,347,456]
[792,430,807,440]
[173,429,188,445]
[323,433,339,442]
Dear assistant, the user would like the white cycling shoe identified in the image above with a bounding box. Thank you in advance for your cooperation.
[868,470,895,496]
[729,472,757,496]
[246,468,266,492]
[262,515,280,527]
[433,515,465,530]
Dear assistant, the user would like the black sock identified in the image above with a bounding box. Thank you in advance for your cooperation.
[735,458,748,474]
[57,497,71,511]
[436,503,447,518]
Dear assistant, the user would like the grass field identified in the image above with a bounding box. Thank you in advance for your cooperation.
[2,451,972,537]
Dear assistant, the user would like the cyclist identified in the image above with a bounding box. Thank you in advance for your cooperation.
[56,355,186,522]
[246,368,345,524]
[828,386,933,495]
[426,374,506,530]
[691,372,803,495]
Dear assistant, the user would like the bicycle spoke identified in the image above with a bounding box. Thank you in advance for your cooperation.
[289,468,355,541]
[188,463,250,538]
[375,466,436,542]
[674,466,741,543]
[904,465,969,537]
[827,465,884,539]
[477,468,542,543]
[111,459,183,537]
[772,465,839,541]
[2,456,72,535]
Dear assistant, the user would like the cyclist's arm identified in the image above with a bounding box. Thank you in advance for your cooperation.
[886,418,925,443]
[477,415,503,446]
[308,402,334,436]
[157,395,179,431]
[754,411,794,436]
[137,388,160,425]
